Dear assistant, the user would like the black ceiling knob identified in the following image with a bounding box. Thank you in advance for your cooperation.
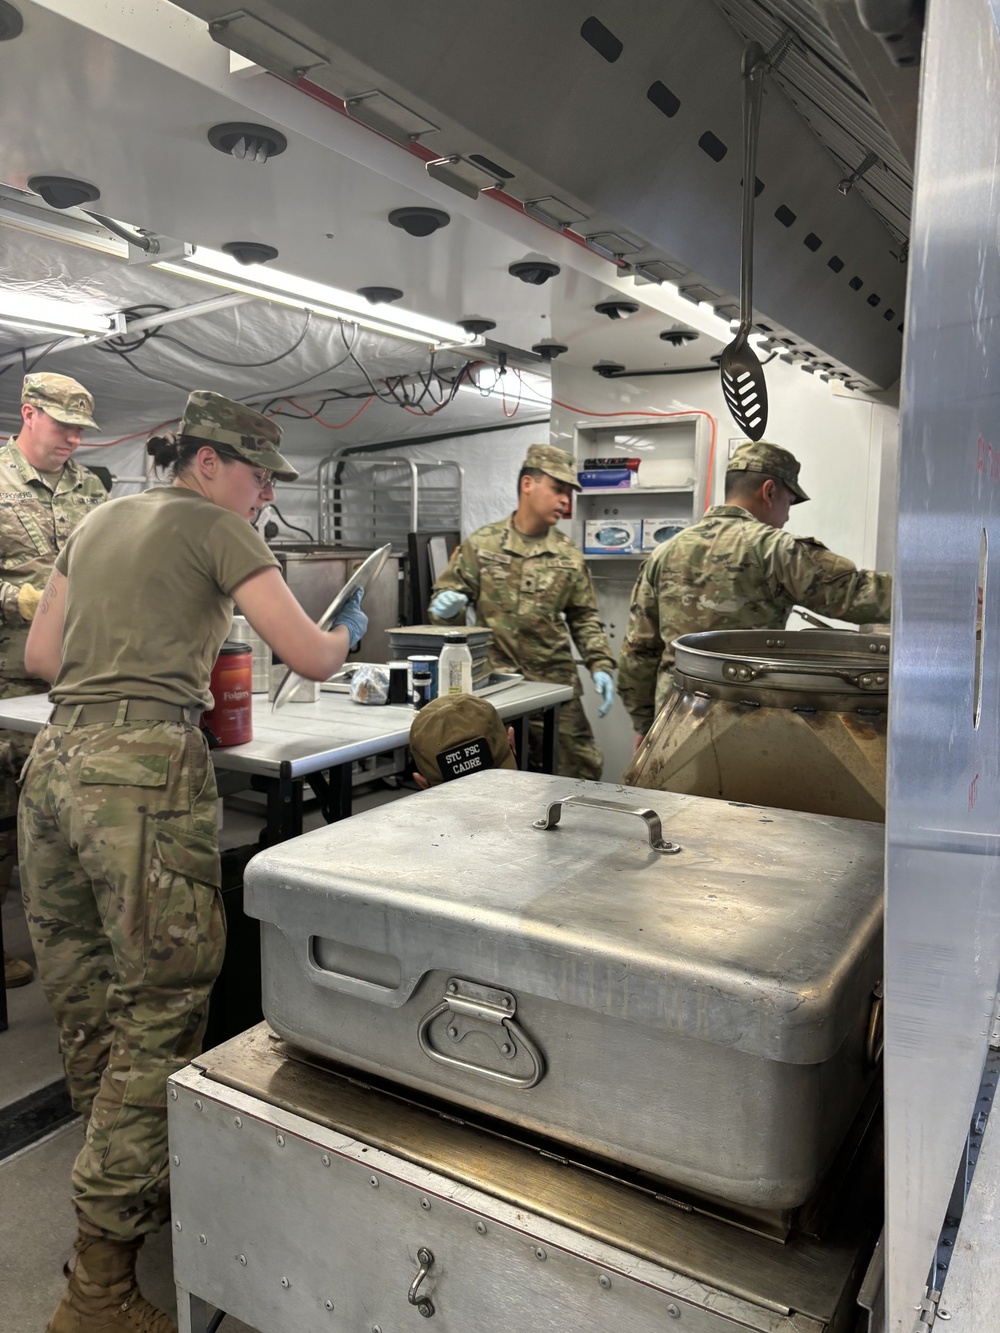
[509,259,560,285]
[0,1,23,40]
[221,241,279,265]
[593,361,626,378]
[459,316,497,336]
[357,286,404,305]
[595,299,640,320]
[532,339,569,362]
[660,327,700,346]
[208,123,287,163]
[388,207,450,237]
[27,175,100,210]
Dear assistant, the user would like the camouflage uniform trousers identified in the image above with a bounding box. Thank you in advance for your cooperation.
[528,695,603,781]
[18,717,225,1242]
[0,679,46,906]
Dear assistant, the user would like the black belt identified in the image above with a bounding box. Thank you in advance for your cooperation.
[49,700,203,728]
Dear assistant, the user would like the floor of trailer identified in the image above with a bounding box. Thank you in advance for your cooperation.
[0,779,411,1333]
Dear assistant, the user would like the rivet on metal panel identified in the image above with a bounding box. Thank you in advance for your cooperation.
[476,1221,487,1235]
[194,1100,203,1111]
[276,1134,285,1147]
[447,1026,458,1039]
[500,1042,512,1057]
[238,1255,247,1266]
[199,1235,207,1246]
[281,1277,290,1288]
[599,1274,612,1289]
[234,1116,242,1128]
[447,982,457,993]
[667,1306,681,1318]
[370,1175,379,1188]
[325,1300,334,1311]
[938,1313,952,1321]
[171,1155,179,1166]
[501,996,512,1008]
[372,1325,382,1333]
[420,1197,431,1210]
[535,1247,547,1260]
[322,1154,331,1166]
[169,1088,178,1100]
[175,1222,182,1232]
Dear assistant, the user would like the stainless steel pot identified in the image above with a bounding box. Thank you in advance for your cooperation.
[624,629,889,821]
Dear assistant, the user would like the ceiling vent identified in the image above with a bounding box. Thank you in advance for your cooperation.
[27,175,100,210]
[459,316,497,336]
[532,339,568,361]
[221,241,279,265]
[388,207,450,237]
[208,123,288,163]
[660,326,700,346]
[595,299,640,320]
[0,1,23,40]
[357,286,404,304]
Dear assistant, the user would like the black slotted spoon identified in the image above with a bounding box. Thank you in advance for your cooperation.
[720,42,769,441]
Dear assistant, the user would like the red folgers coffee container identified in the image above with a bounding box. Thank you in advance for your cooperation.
[203,642,253,746]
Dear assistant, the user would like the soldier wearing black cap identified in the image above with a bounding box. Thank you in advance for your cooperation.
[618,440,893,739]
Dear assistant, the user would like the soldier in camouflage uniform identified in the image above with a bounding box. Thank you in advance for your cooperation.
[618,440,892,736]
[1,374,106,989]
[429,444,616,780]
[18,391,367,1333]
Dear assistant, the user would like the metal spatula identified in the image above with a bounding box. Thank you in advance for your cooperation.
[720,42,769,441]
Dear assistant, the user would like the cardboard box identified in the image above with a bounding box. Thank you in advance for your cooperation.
[584,519,642,554]
[578,468,634,489]
[641,518,688,551]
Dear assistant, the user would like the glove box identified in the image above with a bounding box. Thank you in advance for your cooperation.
[245,770,884,1214]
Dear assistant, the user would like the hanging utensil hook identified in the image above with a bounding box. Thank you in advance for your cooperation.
[838,150,880,196]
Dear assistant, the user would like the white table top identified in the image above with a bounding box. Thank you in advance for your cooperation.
[0,682,572,779]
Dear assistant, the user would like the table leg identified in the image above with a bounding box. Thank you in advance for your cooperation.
[510,714,530,771]
[175,1289,211,1333]
[0,811,14,1033]
[540,703,561,775]
[251,768,303,846]
[305,763,353,823]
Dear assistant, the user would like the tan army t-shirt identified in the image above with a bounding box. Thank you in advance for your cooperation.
[51,487,279,708]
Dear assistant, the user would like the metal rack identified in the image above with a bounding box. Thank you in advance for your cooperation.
[318,454,463,549]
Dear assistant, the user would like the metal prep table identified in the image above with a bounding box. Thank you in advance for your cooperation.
[169,1025,882,1333]
[0,682,570,845]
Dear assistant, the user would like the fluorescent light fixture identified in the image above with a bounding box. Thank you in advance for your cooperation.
[0,290,124,336]
[155,246,481,350]
[0,193,129,258]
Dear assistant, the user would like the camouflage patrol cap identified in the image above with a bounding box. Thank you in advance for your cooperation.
[410,694,517,786]
[523,443,580,491]
[179,390,298,482]
[21,373,98,430]
[727,440,809,503]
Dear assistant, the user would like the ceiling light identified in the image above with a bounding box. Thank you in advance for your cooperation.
[154,246,481,349]
[388,207,450,238]
[0,192,128,257]
[357,286,403,305]
[531,339,569,361]
[0,290,123,336]
[27,175,100,210]
[221,241,279,265]
[595,299,640,320]
[207,122,287,163]
[508,259,560,286]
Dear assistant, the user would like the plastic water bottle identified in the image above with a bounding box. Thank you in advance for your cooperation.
[437,633,474,696]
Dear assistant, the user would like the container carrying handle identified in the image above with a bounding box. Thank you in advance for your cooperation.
[532,794,682,854]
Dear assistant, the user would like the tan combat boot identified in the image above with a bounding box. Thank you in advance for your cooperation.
[48,1233,177,1333]
[3,950,33,987]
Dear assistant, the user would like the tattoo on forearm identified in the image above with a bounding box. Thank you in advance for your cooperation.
[38,578,56,617]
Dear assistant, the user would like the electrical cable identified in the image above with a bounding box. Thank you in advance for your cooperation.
[114,351,194,394]
[155,310,313,368]
[278,395,376,430]
[268,504,315,541]
[85,212,153,252]
[205,1307,227,1333]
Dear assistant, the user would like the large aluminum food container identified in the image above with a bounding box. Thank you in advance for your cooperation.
[245,770,884,1213]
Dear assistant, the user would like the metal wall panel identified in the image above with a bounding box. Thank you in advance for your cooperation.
[886,1,1000,1327]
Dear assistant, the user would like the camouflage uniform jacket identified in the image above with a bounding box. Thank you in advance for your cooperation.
[0,437,107,685]
[618,504,893,731]
[430,515,614,693]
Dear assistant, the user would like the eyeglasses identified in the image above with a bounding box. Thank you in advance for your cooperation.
[248,466,275,491]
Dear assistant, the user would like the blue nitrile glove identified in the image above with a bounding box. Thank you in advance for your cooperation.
[429,589,469,619]
[331,588,367,649]
[593,670,615,719]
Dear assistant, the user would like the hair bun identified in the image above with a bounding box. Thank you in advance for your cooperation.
[146,432,179,466]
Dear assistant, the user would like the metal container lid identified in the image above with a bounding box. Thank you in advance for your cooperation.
[246,769,883,1065]
[673,629,890,698]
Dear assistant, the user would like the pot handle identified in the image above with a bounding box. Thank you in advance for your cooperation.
[532,794,681,853]
[865,981,884,1069]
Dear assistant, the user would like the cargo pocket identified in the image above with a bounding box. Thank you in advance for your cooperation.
[147,821,225,987]
[93,1054,177,1185]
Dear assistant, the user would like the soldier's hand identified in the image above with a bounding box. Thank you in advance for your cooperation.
[17,584,42,622]
[592,670,615,719]
[429,590,468,619]
[633,732,646,753]
[331,588,368,649]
